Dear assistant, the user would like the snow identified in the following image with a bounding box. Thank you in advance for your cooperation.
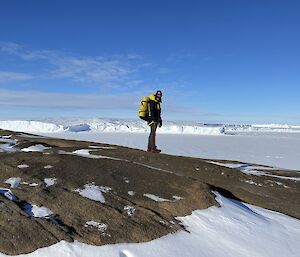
[0,137,18,153]
[227,123,300,133]
[84,221,108,232]
[0,188,53,218]
[59,149,123,161]
[2,119,300,136]
[0,143,18,152]
[44,178,57,187]
[143,194,170,202]
[0,192,299,257]
[84,221,110,237]
[128,191,136,196]
[5,177,21,188]
[47,131,300,171]
[17,164,29,169]
[0,137,17,144]
[124,205,136,216]
[72,149,99,158]
[243,179,262,186]
[89,145,117,150]
[20,202,53,219]
[2,119,300,169]
[0,188,17,201]
[75,184,111,204]
[1,135,12,139]
[0,119,225,135]
[209,161,300,181]
[21,144,50,152]
[1,119,300,256]
[31,205,53,218]
[17,133,44,138]
[0,120,64,133]
[172,196,183,201]
[209,161,251,169]
[29,183,39,187]
[266,180,289,188]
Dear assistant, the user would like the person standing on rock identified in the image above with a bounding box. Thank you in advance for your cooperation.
[147,90,163,153]
[138,90,163,153]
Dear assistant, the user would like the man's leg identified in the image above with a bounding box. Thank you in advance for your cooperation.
[153,125,161,152]
[148,123,157,150]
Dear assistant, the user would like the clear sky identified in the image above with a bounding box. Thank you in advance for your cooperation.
[0,0,299,124]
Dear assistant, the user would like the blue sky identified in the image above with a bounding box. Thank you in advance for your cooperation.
[0,0,299,124]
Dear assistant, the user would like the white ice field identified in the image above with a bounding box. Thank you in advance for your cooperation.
[0,119,299,170]
[0,119,300,257]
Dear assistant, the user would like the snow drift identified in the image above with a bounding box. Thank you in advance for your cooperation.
[0,193,299,257]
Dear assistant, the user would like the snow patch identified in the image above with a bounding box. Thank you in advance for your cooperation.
[17,164,29,169]
[124,205,136,216]
[1,135,12,139]
[172,195,183,201]
[5,177,21,188]
[128,191,136,196]
[0,137,18,153]
[89,145,117,150]
[31,205,53,218]
[84,221,107,231]
[243,180,262,187]
[0,188,17,201]
[84,221,110,237]
[21,144,50,152]
[44,178,57,187]
[21,202,53,218]
[143,194,170,202]
[209,161,300,181]
[29,183,39,187]
[266,180,290,188]
[75,184,111,203]
[59,149,124,161]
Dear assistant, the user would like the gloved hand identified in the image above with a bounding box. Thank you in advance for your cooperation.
[158,120,162,127]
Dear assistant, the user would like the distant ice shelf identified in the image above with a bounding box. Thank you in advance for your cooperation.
[0,119,225,135]
[1,118,299,135]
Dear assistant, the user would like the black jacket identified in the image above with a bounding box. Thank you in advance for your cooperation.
[149,100,162,124]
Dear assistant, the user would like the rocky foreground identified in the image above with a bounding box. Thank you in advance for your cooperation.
[0,129,299,255]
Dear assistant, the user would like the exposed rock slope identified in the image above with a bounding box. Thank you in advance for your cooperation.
[0,130,299,255]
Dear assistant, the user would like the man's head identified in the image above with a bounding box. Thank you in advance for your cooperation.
[155,90,162,102]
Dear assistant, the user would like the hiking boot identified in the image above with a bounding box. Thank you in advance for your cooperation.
[150,148,161,153]
[147,147,161,153]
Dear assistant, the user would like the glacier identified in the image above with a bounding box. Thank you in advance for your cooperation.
[1,118,300,135]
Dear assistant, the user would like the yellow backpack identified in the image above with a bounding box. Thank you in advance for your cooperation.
[138,96,150,120]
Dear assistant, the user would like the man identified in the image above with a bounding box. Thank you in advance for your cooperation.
[147,90,163,153]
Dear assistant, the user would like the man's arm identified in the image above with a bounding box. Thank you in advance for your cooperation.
[148,101,156,123]
[158,104,162,127]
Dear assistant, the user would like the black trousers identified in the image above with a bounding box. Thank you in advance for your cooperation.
[148,123,157,149]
